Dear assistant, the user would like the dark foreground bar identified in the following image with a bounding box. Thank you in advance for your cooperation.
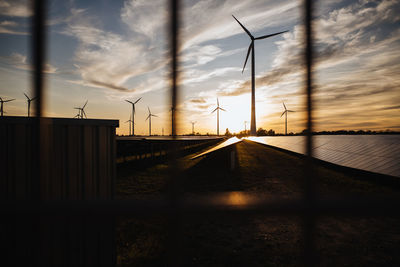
[0,116,119,265]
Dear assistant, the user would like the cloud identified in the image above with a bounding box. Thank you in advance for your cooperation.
[182,0,298,49]
[183,67,240,84]
[120,0,167,40]
[183,44,244,66]
[7,52,57,73]
[0,20,27,35]
[63,4,169,93]
[0,0,31,17]
[189,98,207,104]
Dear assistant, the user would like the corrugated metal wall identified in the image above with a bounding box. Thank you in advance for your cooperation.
[0,116,118,265]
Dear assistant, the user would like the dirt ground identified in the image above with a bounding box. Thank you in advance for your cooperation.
[116,140,400,266]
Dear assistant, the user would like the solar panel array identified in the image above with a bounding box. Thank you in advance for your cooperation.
[191,137,242,159]
[247,135,400,178]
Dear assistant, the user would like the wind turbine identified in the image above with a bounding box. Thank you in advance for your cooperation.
[24,93,37,117]
[280,102,295,135]
[145,107,158,136]
[232,15,287,136]
[191,121,196,135]
[125,115,133,136]
[244,121,249,132]
[211,98,226,136]
[74,100,88,119]
[0,97,15,117]
[125,97,141,136]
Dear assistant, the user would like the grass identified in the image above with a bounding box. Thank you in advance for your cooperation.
[116,140,400,266]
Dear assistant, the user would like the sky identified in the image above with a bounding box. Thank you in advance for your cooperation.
[0,0,399,135]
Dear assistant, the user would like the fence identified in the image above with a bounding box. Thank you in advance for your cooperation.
[1,0,399,266]
[117,137,223,164]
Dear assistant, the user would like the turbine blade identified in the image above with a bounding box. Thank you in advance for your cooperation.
[148,106,151,114]
[83,110,87,118]
[220,107,226,112]
[288,110,295,112]
[152,114,158,117]
[255,30,288,40]
[280,111,286,117]
[24,93,29,99]
[83,100,88,108]
[283,102,287,110]
[145,115,149,121]
[211,107,218,114]
[232,15,253,39]
[31,96,38,101]
[217,98,219,107]
[125,100,133,104]
[242,43,252,73]
[4,99,15,102]
[134,97,142,104]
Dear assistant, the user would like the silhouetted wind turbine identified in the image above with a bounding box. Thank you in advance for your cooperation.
[280,102,295,135]
[24,93,37,117]
[125,115,133,136]
[0,97,15,117]
[145,107,158,136]
[74,100,88,119]
[125,97,141,136]
[191,121,196,135]
[211,98,226,136]
[232,15,287,136]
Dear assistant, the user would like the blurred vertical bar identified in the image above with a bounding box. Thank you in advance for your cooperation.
[31,0,46,264]
[303,0,316,266]
[32,0,45,119]
[32,0,46,197]
[168,0,182,265]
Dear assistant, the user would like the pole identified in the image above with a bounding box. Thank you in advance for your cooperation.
[250,42,256,135]
[285,112,287,135]
[132,106,135,136]
[217,109,219,136]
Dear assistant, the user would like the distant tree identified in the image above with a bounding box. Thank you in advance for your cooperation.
[267,129,275,136]
[225,128,232,136]
[256,128,268,136]
[301,129,308,135]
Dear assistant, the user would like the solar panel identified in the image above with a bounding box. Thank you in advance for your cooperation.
[246,135,400,177]
[191,137,242,159]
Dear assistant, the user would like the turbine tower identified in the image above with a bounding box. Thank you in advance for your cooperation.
[145,107,158,136]
[233,15,287,136]
[0,97,15,117]
[211,98,226,136]
[191,121,196,135]
[125,97,141,136]
[125,115,133,136]
[244,120,249,132]
[74,100,88,119]
[280,102,295,135]
[24,93,37,117]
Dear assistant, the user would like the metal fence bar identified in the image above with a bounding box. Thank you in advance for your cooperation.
[168,0,182,265]
[304,0,316,265]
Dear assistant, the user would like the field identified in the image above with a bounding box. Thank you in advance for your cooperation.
[116,140,400,266]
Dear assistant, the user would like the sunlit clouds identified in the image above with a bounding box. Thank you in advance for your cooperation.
[0,0,399,135]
